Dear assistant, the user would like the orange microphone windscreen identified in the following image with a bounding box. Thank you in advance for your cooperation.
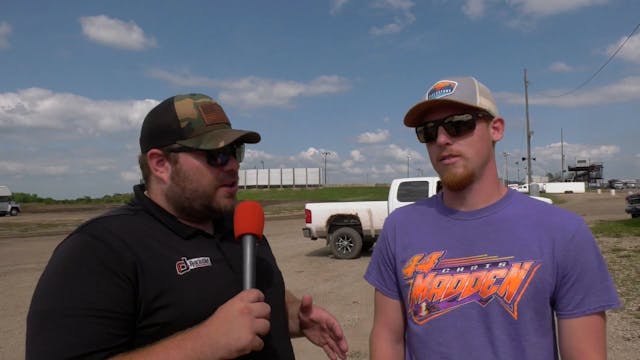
[233,200,265,239]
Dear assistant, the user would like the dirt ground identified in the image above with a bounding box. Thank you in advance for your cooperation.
[1,191,638,359]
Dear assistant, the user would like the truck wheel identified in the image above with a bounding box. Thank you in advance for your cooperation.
[9,208,18,216]
[330,227,363,259]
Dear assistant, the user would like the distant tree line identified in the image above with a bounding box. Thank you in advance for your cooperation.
[12,192,134,204]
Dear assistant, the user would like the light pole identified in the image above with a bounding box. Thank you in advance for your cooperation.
[515,161,520,183]
[320,151,332,185]
[502,152,510,185]
[407,153,412,177]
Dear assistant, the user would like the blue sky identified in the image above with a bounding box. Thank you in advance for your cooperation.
[1,0,639,199]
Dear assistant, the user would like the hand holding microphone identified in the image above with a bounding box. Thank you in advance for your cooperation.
[234,200,265,290]
[195,201,268,358]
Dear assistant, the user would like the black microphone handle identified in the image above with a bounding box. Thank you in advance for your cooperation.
[242,234,256,290]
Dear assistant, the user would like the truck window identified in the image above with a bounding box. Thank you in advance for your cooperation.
[397,181,431,202]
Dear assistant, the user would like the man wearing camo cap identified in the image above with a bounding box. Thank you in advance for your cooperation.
[27,94,349,360]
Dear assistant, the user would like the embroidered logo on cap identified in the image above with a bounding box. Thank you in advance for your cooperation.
[198,102,231,126]
[427,80,457,100]
[175,256,212,275]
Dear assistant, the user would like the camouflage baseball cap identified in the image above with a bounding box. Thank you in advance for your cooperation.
[139,93,260,153]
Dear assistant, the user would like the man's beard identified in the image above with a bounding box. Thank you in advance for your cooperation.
[439,164,475,192]
[165,164,235,222]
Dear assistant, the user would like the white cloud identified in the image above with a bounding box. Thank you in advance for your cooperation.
[463,0,487,19]
[495,75,640,107]
[0,160,69,176]
[350,149,366,162]
[148,69,351,109]
[244,149,276,169]
[245,149,276,161]
[79,15,157,50]
[120,169,141,183]
[147,68,217,88]
[0,21,11,49]
[357,129,390,144]
[0,88,157,134]
[506,0,609,17]
[330,0,350,15]
[463,0,608,24]
[523,142,620,179]
[606,33,640,64]
[370,0,416,35]
[290,147,338,163]
[549,61,573,72]
[536,142,620,162]
[338,150,366,170]
[218,75,351,109]
[504,141,621,178]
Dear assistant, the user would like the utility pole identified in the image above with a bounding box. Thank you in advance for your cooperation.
[524,69,533,188]
[560,128,565,182]
[502,152,510,185]
[320,151,332,185]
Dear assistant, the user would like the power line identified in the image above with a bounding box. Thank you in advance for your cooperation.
[550,20,640,98]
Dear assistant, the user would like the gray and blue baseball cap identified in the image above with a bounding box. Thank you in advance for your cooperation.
[404,76,499,127]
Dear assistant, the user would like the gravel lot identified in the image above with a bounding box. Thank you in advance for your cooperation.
[1,191,638,359]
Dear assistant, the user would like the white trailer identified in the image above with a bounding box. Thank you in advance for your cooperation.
[542,182,586,194]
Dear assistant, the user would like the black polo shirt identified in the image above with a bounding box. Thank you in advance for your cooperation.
[26,185,295,359]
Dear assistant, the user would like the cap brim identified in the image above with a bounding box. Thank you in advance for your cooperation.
[404,99,487,127]
[177,128,261,150]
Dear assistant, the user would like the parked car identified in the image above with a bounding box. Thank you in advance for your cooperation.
[609,180,625,190]
[625,193,640,218]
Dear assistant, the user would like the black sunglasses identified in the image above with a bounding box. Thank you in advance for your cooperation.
[167,143,245,167]
[415,112,493,143]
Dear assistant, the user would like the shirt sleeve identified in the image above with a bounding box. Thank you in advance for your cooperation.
[26,223,137,359]
[364,218,402,301]
[552,220,621,318]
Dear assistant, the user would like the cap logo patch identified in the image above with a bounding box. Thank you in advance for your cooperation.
[198,102,231,126]
[427,80,457,100]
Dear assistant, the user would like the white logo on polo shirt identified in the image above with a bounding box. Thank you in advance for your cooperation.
[175,256,212,275]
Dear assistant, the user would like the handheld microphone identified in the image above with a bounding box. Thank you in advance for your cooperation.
[233,201,265,290]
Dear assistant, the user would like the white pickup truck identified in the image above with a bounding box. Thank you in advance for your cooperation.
[0,185,21,216]
[302,177,442,259]
[302,177,553,259]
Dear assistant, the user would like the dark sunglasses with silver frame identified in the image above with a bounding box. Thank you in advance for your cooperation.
[166,143,245,167]
[415,112,493,144]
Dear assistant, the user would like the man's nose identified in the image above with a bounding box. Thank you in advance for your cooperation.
[435,125,453,145]
[222,155,240,171]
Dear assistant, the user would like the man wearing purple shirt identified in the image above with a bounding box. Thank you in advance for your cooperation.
[365,77,620,359]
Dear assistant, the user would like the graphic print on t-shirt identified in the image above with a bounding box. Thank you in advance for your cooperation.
[402,251,540,325]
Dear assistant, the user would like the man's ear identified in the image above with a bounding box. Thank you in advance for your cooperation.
[146,149,172,184]
[489,117,505,142]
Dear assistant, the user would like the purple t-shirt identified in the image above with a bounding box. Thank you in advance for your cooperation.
[365,189,620,359]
